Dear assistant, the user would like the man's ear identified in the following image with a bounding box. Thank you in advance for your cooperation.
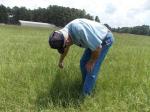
[65,39,70,45]
[65,37,73,46]
[66,38,69,43]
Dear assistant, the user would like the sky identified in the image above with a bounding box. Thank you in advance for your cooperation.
[0,0,150,28]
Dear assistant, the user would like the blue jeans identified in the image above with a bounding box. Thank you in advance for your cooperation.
[80,32,114,95]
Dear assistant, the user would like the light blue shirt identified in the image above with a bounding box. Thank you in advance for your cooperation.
[64,19,109,51]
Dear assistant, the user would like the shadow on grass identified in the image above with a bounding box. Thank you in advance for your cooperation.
[36,69,84,110]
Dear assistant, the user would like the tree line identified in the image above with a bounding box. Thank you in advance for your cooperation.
[111,25,150,36]
[0,4,100,27]
[0,4,149,36]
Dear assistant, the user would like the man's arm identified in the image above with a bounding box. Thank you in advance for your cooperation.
[86,47,102,72]
[58,46,70,68]
[90,47,101,62]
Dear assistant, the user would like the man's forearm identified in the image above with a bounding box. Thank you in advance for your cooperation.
[90,47,101,63]
[59,54,66,63]
[85,47,102,72]
[59,46,70,63]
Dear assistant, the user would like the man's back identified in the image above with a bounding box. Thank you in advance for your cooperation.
[65,18,110,51]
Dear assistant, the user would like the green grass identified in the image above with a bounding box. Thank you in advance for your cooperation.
[0,25,150,112]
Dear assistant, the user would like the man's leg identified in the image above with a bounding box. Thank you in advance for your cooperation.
[80,48,91,84]
[83,45,111,95]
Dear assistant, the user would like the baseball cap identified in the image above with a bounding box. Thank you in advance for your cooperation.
[49,31,65,54]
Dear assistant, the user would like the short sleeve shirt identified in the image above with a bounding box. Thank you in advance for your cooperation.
[64,19,109,51]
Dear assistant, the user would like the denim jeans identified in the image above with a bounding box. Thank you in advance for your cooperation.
[80,32,114,95]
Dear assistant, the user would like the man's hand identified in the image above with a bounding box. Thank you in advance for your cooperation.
[85,60,95,73]
[58,62,64,69]
[58,46,70,69]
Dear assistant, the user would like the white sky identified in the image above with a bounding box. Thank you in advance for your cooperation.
[0,0,150,28]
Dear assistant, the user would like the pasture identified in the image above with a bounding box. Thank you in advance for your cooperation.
[0,25,150,112]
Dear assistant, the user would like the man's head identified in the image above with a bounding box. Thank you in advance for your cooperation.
[49,29,71,54]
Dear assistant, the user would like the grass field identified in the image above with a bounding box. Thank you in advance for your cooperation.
[0,25,150,112]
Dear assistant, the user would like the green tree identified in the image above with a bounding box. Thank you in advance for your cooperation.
[32,8,47,22]
[46,5,93,26]
[84,13,93,20]
[1,5,94,26]
[0,5,8,23]
[95,16,100,22]
[104,24,111,30]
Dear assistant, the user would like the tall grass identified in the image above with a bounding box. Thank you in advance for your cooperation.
[0,25,150,112]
